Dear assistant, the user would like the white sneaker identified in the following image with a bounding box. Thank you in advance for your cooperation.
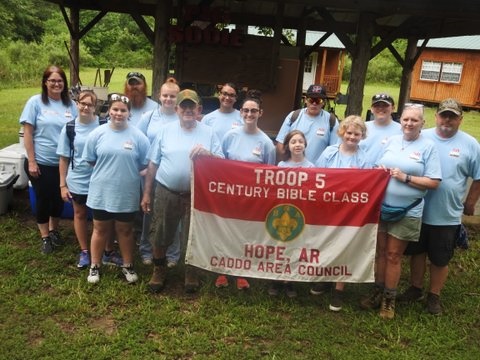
[122,266,139,283]
[167,260,177,268]
[87,266,100,284]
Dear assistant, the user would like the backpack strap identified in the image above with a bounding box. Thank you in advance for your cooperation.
[289,108,337,132]
[65,119,76,170]
[329,112,337,132]
[288,109,302,126]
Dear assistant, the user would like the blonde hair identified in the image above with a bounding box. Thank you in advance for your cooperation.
[337,115,367,139]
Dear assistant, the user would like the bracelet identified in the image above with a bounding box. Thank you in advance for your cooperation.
[60,185,67,188]
[405,175,412,184]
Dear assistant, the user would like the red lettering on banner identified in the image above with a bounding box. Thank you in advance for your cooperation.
[245,244,286,261]
[210,256,251,269]
[298,265,352,276]
[298,248,320,263]
[257,262,291,274]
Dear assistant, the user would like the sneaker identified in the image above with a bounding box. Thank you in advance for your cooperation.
[379,296,395,319]
[87,265,100,284]
[236,277,250,290]
[77,250,90,269]
[142,257,153,266]
[167,260,177,268]
[49,230,64,247]
[397,285,424,302]
[41,236,53,254]
[268,282,283,296]
[310,282,332,295]
[329,289,344,312]
[122,265,139,284]
[102,251,123,267]
[426,292,442,315]
[184,266,199,294]
[360,286,383,310]
[215,275,229,288]
[285,282,297,298]
[148,264,167,293]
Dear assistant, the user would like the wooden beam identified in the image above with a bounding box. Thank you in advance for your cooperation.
[303,31,332,58]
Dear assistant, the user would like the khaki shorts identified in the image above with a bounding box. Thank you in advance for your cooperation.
[378,216,422,242]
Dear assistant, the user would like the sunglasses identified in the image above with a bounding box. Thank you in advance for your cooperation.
[373,94,391,101]
[307,97,324,105]
[241,108,260,114]
[110,94,130,104]
[126,71,145,80]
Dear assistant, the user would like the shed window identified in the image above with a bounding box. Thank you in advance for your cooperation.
[420,61,441,81]
[440,62,463,83]
[420,60,463,84]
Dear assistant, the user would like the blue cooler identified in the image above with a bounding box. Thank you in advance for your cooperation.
[28,181,75,219]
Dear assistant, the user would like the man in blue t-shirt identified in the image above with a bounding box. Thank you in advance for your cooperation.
[399,98,480,315]
[141,89,223,294]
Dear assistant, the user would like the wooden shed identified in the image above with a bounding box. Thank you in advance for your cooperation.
[410,36,480,109]
[303,31,345,99]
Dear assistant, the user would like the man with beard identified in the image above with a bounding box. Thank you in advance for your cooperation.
[124,72,158,126]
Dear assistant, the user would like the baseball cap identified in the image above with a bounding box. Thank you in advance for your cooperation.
[126,72,146,85]
[372,93,394,106]
[306,84,327,98]
[437,98,463,116]
[176,89,201,105]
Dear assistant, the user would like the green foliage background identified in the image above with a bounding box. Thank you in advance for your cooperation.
[0,0,406,88]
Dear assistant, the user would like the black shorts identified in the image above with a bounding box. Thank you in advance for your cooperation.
[91,209,136,222]
[404,223,458,267]
[70,193,88,206]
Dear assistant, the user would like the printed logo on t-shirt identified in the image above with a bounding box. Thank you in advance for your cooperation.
[316,128,326,136]
[252,145,262,157]
[65,110,73,119]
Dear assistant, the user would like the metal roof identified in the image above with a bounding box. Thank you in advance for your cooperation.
[419,35,480,51]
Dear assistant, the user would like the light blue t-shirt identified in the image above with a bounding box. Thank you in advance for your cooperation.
[136,107,179,143]
[278,159,314,168]
[148,121,224,192]
[316,144,371,169]
[83,125,150,213]
[19,94,77,166]
[376,134,442,218]
[56,117,102,195]
[360,120,402,164]
[276,108,339,164]
[202,109,244,141]
[422,128,480,225]
[222,127,276,165]
[129,97,158,127]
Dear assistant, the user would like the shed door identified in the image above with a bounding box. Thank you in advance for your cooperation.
[303,53,317,91]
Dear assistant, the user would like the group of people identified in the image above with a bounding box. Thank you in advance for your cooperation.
[20,65,480,320]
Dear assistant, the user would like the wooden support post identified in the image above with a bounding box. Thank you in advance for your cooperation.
[152,0,172,99]
[345,12,375,117]
[397,37,418,116]
[69,7,80,86]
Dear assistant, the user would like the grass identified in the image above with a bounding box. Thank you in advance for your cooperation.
[1,200,480,359]
[1,70,480,358]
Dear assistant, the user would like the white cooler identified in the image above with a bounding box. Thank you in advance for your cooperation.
[0,171,18,215]
[0,143,28,189]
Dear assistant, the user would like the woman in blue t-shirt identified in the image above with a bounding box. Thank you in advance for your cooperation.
[20,65,77,255]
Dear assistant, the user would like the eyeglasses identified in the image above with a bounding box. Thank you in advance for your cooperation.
[220,91,237,98]
[307,97,324,105]
[78,101,94,109]
[241,108,260,114]
[110,94,130,104]
[47,79,64,84]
